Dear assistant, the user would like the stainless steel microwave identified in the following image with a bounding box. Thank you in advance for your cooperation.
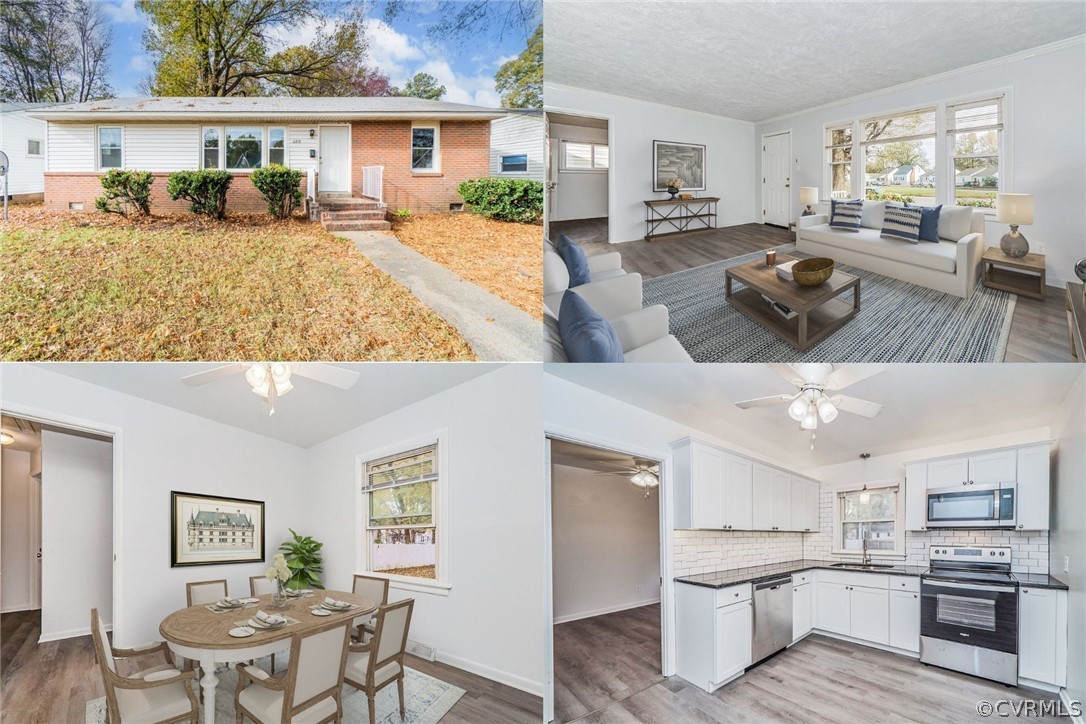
[925,482,1016,528]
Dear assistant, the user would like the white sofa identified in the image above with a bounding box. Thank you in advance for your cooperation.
[796,202,985,298]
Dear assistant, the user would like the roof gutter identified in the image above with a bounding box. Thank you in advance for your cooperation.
[28,110,506,122]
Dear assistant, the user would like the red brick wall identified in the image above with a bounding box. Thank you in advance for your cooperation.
[350,120,490,214]
[43,172,305,214]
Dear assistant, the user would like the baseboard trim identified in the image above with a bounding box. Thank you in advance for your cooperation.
[810,629,920,659]
[39,622,110,643]
[432,650,543,697]
[554,598,660,625]
[1060,688,1084,724]
[1,604,37,614]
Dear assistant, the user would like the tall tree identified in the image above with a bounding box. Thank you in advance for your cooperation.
[495,23,541,108]
[397,72,445,100]
[0,0,112,102]
[383,0,540,43]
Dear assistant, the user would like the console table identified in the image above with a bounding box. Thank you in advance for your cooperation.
[644,197,719,241]
[1067,282,1085,362]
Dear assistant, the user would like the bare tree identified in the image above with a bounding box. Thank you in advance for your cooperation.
[383,0,540,43]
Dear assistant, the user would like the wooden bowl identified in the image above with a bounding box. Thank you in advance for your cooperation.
[792,257,835,286]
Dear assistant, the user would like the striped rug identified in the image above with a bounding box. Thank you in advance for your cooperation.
[642,244,1014,363]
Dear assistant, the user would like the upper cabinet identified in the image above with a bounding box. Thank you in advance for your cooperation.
[673,438,818,532]
[1016,443,1050,531]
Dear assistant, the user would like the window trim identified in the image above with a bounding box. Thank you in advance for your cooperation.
[355,429,450,595]
[946,94,1006,212]
[410,122,441,174]
[224,126,266,173]
[27,137,43,158]
[831,479,905,558]
[499,153,530,174]
[559,138,608,173]
[268,127,286,167]
[202,126,223,170]
[96,125,124,171]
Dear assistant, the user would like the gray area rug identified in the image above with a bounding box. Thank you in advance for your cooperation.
[642,244,1014,362]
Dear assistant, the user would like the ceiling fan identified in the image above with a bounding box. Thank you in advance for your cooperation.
[734,363,887,437]
[181,363,359,416]
[592,458,660,498]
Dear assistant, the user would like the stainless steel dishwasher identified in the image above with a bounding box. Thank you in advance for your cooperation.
[751,575,793,665]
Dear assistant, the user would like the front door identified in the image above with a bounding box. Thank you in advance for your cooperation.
[319,126,350,194]
[762,131,791,227]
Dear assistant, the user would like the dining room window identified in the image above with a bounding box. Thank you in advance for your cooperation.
[202,127,220,169]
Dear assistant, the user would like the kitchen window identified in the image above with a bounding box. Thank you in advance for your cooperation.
[561,140,608,171]
[412,125,439,171]
[947,96,1003,209]
[27,138,43,157]
[832,482,904,556]
[202,128,220,169]
[98,126,123,169]
[500,153,529,173]
[268,127,286,166]
[225,126,262,170]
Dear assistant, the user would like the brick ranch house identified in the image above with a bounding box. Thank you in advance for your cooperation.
[28,96,504,230]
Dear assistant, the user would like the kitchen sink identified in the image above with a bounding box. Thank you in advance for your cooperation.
[830,562,896,569]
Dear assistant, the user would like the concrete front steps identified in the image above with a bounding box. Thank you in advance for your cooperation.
[315,195,391,232]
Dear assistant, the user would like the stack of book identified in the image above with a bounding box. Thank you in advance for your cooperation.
[775,259,799,282]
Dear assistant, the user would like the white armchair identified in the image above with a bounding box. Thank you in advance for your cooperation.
[543,294,693,363]
[544,249,643,320]
[91,608,200,724]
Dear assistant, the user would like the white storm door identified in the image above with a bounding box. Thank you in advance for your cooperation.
[762,131,791,227]
[319,126,350,193]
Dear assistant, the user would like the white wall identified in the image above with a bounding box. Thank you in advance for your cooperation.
[545,84,757,242]
[40,429,113,640]
[1049,369,1085,706]
[552,464,659,622]
[491,114,544,181]
[0,111,47,194]
[304,365,544,696]
[550,122,608,221]
[754,38,1086,287]
[1,449,34,612]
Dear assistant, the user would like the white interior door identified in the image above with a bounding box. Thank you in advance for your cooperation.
[762,131,791,227]
[318,126,350,194]
[543,437,554,723]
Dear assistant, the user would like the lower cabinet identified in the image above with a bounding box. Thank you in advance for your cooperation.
[814,574,894,647]
[1019,587,1068,687]
[850,586,889,645]
[792,580,812,642]
[815,581,851,636]
[888,589,920,652]
[715,599,753,682]
[676,582,752,692]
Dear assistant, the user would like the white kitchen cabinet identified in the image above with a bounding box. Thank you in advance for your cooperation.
[722,454,753,530]
[790,477,819,532]
[815,581,850,636]
[904,462,928,531]
[926,457,969,488]
[673,440,725,529]
[1016,444,1050,531]
[715,599,753,683]
[770,470,791,531]
[888,589,920,652]
[751,463,773,530]
[849,586,889,645]
[676,582,752,692]
[1019,587,1067,687]
[792,581,812,642]
[968,449,1017,485]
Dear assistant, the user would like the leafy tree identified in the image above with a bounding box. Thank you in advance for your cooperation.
[865,140,929,175]
[396,72,445,100]
[0,0,112,102]
[384,0,540,43]
[495,23,541,108]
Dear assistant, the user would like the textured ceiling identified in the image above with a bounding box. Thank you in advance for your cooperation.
[544,2,1086,122]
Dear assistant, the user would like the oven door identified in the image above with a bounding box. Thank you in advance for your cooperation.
[925,484,1010,528]
[920,578,1018,654]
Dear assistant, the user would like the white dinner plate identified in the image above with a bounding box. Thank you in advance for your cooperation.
[229,627,255,638]
[311,609,332,617]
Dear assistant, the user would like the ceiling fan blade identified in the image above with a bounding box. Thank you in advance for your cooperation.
[181,364,247,386]
[734,393,797,409]
[824,365,888,391]
[592,470,633,476]
[832,394,884,418]
[291,364,360,390]
[766,363,804,387]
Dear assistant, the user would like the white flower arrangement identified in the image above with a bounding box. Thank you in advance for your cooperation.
[265,553,291,583]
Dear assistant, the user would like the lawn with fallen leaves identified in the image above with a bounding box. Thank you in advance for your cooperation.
[1,205,475,361]
[390,212,542,319]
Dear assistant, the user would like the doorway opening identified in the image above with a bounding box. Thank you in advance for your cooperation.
[761,130,792,228]
[547,438,664,723]
[546,112,610,247]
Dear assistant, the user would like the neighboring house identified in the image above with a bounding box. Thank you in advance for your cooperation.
[490,110,544,181]
[955,165,999,186]
[0,102,52,201]
[29,97,504,215]
[890,164,925,185]
[918,171,937,187]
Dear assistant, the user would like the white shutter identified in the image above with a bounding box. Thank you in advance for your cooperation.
[363,444,438,491]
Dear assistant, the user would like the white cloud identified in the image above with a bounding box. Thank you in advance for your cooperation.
[363,19,424,84]
[128,53,152,74]
[100,0,141,24]
[415,59,500,108]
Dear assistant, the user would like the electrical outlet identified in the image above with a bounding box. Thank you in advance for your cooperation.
[1065,556,1070,574]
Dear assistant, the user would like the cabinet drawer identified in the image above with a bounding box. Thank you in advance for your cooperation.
[792,571,812,586]
[889,576,919,593]
[816,570,890,589]
[715,583,752,608]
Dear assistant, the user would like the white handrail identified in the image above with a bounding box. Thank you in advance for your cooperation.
[361,166,383,203]
[306,167,316,200]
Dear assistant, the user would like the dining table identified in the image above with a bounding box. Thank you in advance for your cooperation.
[160,589,378,724]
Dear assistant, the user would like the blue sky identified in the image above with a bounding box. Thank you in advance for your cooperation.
[98,0,534,105]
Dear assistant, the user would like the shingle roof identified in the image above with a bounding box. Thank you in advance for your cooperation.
[190,510,254,527]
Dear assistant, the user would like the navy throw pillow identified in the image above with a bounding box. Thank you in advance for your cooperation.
[557,290,624,363]
[829,199,863,232]
[556,234,591,286]
[906,204,942,243]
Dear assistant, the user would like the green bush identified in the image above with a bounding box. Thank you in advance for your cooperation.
[955,198,995,209]
[396,208,413,219]
[251,165,303,219]
[866,188,913,204]
[456,178,543,223]
[166,170,233,219]
[95,170,153,216]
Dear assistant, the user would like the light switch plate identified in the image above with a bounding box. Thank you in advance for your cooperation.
[1065,556,1070,574]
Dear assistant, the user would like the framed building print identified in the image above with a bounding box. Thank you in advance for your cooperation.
[170,491,265,567]
[653,140,706,191]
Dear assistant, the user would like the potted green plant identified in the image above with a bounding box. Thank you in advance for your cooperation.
[278,529,325,590]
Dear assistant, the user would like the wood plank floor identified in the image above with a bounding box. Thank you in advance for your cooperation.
[577,634,1062,723]
[554,604,663,723]
[0,610,541,724]
[550,220,1072,362]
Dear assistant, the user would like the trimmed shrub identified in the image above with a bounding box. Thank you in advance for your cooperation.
[456,178,543,223]
[251,165,303,219]
[866,188,914,204]
[396,208,412,219]
[95,170,153,216]
[166,170,233,219]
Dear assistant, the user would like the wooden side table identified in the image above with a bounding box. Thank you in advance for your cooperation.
[1067,282,1085,362]
[981,247,1046,300]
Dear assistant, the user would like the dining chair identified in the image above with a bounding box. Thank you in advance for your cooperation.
[91,608,200,723]
[233,618,352,724]
[186,579,228,607]
[249,576,280,673]
[343,599,415,724]
[351,574,390,642]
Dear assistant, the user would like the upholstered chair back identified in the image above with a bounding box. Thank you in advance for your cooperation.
[91,608,115,673]
[292,621,352,706]
[352,574,390,606]
[374,599,413,666]
[186,579,228,606]
[249,576,276,596]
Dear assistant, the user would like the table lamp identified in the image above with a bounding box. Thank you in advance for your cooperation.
[995,193,1033,258]
[799,187,818,216]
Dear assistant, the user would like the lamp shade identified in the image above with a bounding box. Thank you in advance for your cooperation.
[799,187,819,205]
[995,193,1033,225]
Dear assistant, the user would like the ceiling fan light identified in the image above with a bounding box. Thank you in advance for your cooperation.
[801,407,818,430]
[630,470,659,488]
[273,378,293,396]
[0,431,14,445]
[245,363,268,388]
[817,397,838,424]
[787,397,808,421]
[270,363,291,384]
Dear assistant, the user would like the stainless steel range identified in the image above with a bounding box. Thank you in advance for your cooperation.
[920,545,1018,685]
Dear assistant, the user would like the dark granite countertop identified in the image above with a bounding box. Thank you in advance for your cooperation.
[1013,572,1069,590]
[675,559,927,589]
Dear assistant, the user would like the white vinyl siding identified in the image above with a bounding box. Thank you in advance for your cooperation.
[287,125,317,168]
[0,110,48,193]
[489,114,543,180]
[125,125,199,171]
[47,123,95,172]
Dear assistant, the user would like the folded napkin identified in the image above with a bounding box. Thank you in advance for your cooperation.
[255,610,287,625]
[323,597,349,608]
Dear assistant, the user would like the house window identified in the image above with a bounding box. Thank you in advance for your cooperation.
[412,125,438,171]
[860,108,937,206]
[501,154,529,173]
[832,483,904,556]
[27,138,43,157]
[362,444,440,583]
[202,128,220,169]
[947,97,1003,209]
[269,128,286,166]
[561,140,608,171]
[225,126,263,170]
[825,124,852,199]
[98,127,122,169]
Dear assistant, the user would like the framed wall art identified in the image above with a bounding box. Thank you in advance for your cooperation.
[170,491,265,567]
[653,140,706,192]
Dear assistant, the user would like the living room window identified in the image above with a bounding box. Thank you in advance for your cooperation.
[860,107,937,207]
[947,96,1003,209]
[832,482,904,557]
[225,126,263,170]
[561,140,608,171]
[825,124,852,200]
[202,128,221,169]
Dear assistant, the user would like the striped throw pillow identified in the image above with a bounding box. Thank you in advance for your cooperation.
[829,199,863,232]
[880,205,924,244]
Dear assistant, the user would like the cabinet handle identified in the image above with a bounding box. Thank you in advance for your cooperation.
[734,592,740,597]
[1018,524,1024,529]
[962,481,967,486]
[913,594,918,598]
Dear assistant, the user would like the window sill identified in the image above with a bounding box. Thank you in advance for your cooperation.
[411,171,443,177]
[358,572,451,597]
[559,169,607,174]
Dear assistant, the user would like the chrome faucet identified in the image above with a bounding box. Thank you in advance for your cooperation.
[861,531,871,566]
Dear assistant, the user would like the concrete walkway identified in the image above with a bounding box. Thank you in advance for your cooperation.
[338,230,542,361]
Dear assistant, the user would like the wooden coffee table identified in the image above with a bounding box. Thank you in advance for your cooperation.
[725,254,860,352]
